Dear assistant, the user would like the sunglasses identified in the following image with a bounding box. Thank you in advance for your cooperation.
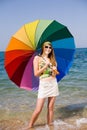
[44,46,52,49]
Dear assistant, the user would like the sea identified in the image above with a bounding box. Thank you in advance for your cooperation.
[0,48,87,130]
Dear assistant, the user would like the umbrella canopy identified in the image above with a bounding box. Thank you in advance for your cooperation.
[4,19,75,91]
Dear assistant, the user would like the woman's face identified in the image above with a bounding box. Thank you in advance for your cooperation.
[43,43,52,55]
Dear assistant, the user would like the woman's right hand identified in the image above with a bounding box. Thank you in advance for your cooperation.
[44,59,50,68]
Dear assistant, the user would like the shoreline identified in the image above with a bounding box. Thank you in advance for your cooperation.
[0,104,87,130]
[0,117,87,130]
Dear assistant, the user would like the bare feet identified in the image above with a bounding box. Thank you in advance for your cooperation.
[48,122,54,126]
[23,125,33,130]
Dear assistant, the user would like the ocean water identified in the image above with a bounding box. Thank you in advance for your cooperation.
[0,48,87,130]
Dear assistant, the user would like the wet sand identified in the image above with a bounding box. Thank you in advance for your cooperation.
[0,118,87,130]
[0,103,87,130]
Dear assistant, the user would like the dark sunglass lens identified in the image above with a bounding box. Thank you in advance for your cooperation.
[45,46,52,49]
[45,46,48,48]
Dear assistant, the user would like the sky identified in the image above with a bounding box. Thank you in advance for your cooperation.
[0,0,87,51]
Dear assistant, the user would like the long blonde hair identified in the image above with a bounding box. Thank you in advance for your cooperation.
[40,41,57,66]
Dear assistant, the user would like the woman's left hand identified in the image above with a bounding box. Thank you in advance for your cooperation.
[52,66,57,70]
[52,66,60,75]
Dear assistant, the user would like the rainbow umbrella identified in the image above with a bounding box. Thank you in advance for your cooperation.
[4,20,75,91]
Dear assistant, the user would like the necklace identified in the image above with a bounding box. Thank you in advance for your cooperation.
[41,56,52,67]
[41,56,50,63]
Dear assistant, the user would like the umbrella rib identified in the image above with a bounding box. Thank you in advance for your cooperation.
[24,25,34,49]
[11,36,34,50]
[5,50,33,67]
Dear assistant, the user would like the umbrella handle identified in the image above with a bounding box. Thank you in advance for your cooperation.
[53,69,60,75]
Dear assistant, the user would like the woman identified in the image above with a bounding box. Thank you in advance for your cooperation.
[28,41,59,128]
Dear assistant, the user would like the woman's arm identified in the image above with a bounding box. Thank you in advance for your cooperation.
[33,56,49,77]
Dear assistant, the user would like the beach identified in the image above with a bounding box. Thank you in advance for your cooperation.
[0,48,87,130]
[0,103,87,130]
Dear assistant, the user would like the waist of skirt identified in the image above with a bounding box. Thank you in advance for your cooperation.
[39,76,57,84]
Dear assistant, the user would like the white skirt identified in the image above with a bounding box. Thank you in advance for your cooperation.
[38,78,59,98]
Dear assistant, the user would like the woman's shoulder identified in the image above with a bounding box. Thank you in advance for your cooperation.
[34,55,39,61]
[34,55,41,61]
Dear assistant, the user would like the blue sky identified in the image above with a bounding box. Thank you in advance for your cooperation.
[0,0,87,51]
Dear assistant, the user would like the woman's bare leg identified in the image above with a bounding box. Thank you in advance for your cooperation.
[47,97,56,125]
[28,98,45,128]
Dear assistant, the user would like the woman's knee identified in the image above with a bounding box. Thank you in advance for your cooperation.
[48,105,54,111]
[47,97,55,111]
[35,108,42,114]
